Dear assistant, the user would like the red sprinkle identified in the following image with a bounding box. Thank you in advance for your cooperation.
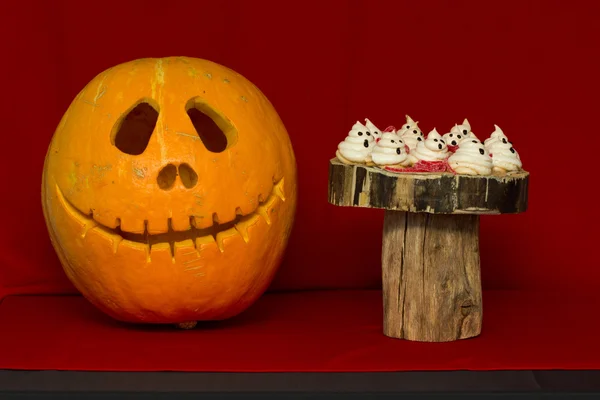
[447,145,459,153]
[384,160,451,174]
[383,126,396,133]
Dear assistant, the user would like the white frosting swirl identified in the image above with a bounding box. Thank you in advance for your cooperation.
[448,139,493,175]
[337,121,374,162]
[400,123,424,150]
[484,124,509,152]
[411,128,449,161]
[371,132,411,166]
[365,118,382,141]
[397,115,421,136]
[450,118,471,135]
[450,118,479,141]
[442,131,467,147]
[491,140,522,173]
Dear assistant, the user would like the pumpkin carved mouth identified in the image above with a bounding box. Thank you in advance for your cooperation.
[55,178,285,257]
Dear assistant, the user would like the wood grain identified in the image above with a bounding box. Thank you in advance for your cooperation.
[328,157,528,342]
[382,211,482,342]
[328,158,529,214]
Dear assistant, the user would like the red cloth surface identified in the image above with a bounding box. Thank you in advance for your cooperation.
[0,0,599,301]
[0,0,599,373]
[1,290,599,372]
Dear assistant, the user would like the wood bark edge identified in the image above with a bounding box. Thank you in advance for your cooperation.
[328,158,528,214]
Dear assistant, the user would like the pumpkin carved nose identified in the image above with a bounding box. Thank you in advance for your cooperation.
[157,164,178,190]
[178,163,198,189]
[156,163,198,191]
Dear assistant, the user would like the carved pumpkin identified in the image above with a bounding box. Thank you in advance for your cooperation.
[41,57,297,327]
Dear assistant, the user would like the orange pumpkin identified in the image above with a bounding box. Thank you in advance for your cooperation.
[41,57,297,327]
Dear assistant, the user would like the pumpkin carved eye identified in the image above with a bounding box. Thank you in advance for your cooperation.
[185,97,234,153]
[112,101,159,155]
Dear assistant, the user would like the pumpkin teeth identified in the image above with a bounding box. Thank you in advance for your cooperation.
[80,219,98,239]
[56,176,285,252]
[215,228,240,253]
[234,214,260,243]
[257,195,278,225]
[191,215,211,230]
[174,239,198,262]
[273,178,286,202]
[112,235,123,254]
[195,235,216,250]
[256,206,271,225]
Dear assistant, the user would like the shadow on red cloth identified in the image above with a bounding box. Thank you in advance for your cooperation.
[1,290,599,372]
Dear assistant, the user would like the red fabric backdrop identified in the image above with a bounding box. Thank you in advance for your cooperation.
[0,0,599,300]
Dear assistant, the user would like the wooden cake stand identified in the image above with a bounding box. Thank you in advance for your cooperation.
[328,158,529,342]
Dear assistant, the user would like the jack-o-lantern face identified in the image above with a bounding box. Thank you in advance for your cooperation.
[42,57,297,325]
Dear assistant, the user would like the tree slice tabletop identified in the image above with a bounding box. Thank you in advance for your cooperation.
[328,157,529,215]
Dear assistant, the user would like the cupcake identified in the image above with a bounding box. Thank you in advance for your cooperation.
[336,121,375,165]
[484,124,509,154]
[450,118,477,138]
[409,128,450,171]
[490,139,523,175]
[399,115,425,151]
[371,132,412,169]
[397,115,420,136]
[442,130,469,152]
[365,118,382,143]
[448,139,493,176]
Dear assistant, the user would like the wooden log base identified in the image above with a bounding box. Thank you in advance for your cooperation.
[327,157,529,342]
[382,211,482,342]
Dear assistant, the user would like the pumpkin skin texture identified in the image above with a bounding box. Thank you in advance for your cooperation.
[41,57,297,326]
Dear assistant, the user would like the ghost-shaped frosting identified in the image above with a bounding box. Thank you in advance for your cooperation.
[400,117,425,151]
[450,118,479,141]
[397,115,422,136]
[365,118,382,142]
[411,128,450,161]
[490,139,522,174]
[442,130,469,147]
[337,121,374,163]
[484,124,509,153]
[451,118,471,136]
[371,132,412,167]
[448,139,493,175]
